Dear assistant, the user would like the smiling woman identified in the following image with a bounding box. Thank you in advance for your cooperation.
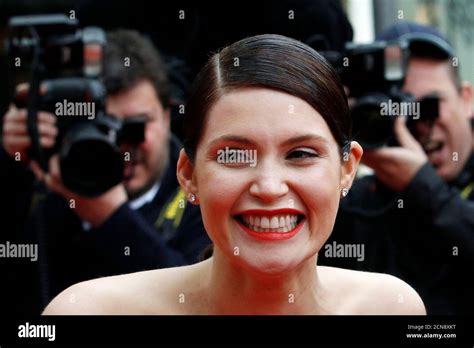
[43,34,426,315]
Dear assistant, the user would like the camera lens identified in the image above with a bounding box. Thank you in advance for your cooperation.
[60,123,124,197]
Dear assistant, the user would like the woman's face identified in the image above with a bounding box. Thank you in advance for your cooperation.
[182,88,356,275]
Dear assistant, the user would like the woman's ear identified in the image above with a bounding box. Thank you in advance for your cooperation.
[177,149,199,202]
[340,141,363,192]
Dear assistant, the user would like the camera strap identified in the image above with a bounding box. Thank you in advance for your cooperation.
[25,25,48,171]
[28,183,51,309]
[26,75,48,171]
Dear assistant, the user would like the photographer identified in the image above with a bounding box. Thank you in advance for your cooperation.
[320,22,474,314]
[1,29,210,314]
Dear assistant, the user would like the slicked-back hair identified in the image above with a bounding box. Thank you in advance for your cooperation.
[183,34,351,162]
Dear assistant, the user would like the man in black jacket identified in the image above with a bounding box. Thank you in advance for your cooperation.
[1,30,210,315]
[320,22,474,314]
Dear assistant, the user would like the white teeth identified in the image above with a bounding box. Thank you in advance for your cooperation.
[270,216,279,229]
[238,213,302,233]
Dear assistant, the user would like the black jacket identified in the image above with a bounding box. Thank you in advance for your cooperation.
[1,135,210,315]
[319,152,474,314]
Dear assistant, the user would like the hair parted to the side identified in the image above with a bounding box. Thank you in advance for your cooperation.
[183,34,352,161]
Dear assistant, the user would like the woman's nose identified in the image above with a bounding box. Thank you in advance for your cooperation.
[249,162,289,203]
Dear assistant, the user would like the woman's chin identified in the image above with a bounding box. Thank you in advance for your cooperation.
[220,222,313,273]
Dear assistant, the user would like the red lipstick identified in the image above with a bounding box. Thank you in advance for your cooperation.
[234,208,305,241]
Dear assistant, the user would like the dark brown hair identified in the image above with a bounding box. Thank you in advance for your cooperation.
[183,34,351,161]
[103,29,170,108]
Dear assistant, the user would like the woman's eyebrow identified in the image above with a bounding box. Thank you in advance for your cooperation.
[208,134,331,148]
[208,135,257,147]
[281,134,330,147]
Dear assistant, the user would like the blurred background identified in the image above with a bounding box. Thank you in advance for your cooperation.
[344,0,473,88]
[1,0,472,116]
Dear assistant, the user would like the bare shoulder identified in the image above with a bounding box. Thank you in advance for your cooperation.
[42,263,203,315]
[319,266,426,315]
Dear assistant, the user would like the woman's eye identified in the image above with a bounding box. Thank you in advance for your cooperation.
[286,149,319,160]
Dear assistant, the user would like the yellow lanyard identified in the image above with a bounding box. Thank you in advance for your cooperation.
[461,182,474,200]
[155,187,187,229]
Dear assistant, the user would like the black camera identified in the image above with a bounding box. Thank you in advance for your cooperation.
[309,36,439,149]
[6,14,145,197]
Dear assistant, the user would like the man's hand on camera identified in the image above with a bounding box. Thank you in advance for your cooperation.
[2,105,57,164]
[362,117,428,192]
[30,155,127,228]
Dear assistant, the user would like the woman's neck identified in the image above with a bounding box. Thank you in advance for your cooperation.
[203,248,327,315]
